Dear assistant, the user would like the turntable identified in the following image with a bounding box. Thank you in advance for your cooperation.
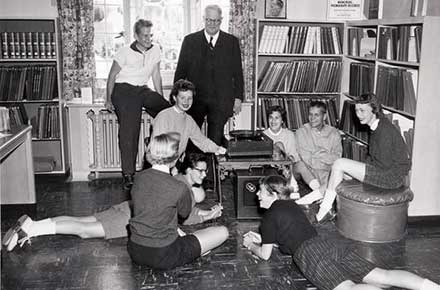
[226,130,273,158]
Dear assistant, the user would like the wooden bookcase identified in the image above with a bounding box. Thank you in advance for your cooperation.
[340,16,440,216]
[0,18,68,174]
[254,19,344,131]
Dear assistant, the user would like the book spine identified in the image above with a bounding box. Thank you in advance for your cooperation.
[9,32,16,59]
[14,32,21,58]
[27,32,33,58]
[40,32,46,58]
[2,32,9,59]
[33,32,40,59]
[20,32,27,59]
[46,32,52,59]
[51,32,56,58]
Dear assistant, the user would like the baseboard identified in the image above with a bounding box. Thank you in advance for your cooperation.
[408,215,440,227]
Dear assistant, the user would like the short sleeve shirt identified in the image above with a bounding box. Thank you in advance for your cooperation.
[260,200,317,255]
[114,43,161,86]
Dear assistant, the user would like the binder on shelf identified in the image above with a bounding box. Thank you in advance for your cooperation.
[26,32,33,58]
[376,65,417,116]
[39,32,46,58]
[33,32,40,59]
[349,62,375,97]
[257,95,338,130]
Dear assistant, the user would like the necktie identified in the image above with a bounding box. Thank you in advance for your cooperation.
[209,36,214,50]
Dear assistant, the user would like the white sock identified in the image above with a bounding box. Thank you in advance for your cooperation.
[296,189,323,205]
[26,219,56,237]
[421,279,440,290]
[309,179,320,191]
[316,206,332,222]
[320,189,337,210]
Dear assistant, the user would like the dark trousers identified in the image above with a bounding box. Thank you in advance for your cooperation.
[187,98,230,145]
[187,97,230,185]
[112,83,170,174]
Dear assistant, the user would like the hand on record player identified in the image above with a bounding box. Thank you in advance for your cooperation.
[215,146,227,155]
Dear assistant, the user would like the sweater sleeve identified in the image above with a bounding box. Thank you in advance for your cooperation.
[188,117,220,153]
[151,112,167,138]
[284,130,300,162]
[177,186,193,220]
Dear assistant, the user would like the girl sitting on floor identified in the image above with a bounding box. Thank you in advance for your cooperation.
[243,175,439,290]
[127,132,228,269]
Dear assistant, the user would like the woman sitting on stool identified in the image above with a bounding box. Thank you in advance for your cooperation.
[315,93,411,222]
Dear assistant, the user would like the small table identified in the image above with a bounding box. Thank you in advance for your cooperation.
[0,125,36,204]
[215,155,292,204]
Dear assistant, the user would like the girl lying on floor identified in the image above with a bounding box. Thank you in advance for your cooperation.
[243,175,439,290]
[3,147,223,253]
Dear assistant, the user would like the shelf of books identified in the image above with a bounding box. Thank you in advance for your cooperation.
[341,16,440,216]
[255,19,344,131]
[0,18,68,174]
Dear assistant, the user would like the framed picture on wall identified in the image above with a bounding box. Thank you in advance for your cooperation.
[265,0,286,19]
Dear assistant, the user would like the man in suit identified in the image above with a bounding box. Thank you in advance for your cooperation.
[174,4,244,146]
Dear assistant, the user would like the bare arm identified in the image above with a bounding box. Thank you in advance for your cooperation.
[151,62,164,98]
[105,61,121,111]
[243,231,274,260]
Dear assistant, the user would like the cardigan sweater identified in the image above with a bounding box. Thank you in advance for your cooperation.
[367,117,411,176]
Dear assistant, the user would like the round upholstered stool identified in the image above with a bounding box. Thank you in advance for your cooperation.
[336,180,414,243]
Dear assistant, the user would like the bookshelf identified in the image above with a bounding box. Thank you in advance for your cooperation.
[0,18,68,174]
[341,16,440,216]
[255,19,344,131]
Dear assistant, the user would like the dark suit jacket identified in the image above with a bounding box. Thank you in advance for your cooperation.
[174,30,244,116]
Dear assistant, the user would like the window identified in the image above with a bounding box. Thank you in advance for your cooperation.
[93,0,229,102]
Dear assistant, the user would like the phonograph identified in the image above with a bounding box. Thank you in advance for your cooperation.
[226,130,273,158]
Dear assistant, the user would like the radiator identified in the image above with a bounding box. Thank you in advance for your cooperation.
[88,110,151,172]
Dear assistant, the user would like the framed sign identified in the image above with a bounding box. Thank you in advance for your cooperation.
[327,0,362,20]
[265,0,287,19]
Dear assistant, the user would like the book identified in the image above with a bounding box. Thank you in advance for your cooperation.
[33,32,40,59]
[1,32,8,59]
[46,32,52,59]
[39,32,46,58]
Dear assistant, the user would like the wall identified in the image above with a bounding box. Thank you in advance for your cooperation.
[0,0,57,18]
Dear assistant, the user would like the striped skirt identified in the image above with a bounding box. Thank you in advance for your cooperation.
[293,236,376,290]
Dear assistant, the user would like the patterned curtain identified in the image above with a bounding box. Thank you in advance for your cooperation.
[57,0,95,100]
[229,0,257,102]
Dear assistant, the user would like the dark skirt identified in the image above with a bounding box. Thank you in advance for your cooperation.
[293,236,376,290]
[364,163,405,189]
[127,235,201,270]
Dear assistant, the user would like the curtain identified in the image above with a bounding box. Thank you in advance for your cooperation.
[229,0,257,102]
[57,0,95,100]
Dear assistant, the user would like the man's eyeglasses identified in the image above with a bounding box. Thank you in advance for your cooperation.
[194,167,208,174]
[205,18,222,24]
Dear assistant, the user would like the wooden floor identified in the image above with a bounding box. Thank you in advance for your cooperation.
[1,175,440,290]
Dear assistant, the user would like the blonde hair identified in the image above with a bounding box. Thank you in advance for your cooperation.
[146,132,180,165]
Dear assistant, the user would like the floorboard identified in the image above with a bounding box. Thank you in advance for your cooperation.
[1,176,440,290]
